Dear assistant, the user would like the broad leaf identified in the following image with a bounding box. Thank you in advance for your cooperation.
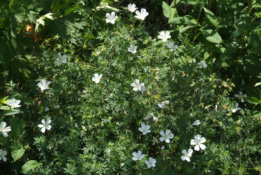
[246,97,260,105]
[162,1,178,19]
[168,15,197,25]
[22,160,41,173]
[202,29,222,43]
[204,7,219,28]
[12,148,25,162]
[10,118,26,137]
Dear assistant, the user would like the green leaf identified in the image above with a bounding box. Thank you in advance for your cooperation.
[0,110,20,116]
[179,25,195,33]
[203,7,219,28]
[10,118,26,137]
[162,1,178,19]
[230,30,244,39]
[22,160,41,173]
[12,148,25,162]
[249,35,261,55]
[202,29,222,43]
[246,97,260,105]
[168,15,197,25]
[180,0,200,5]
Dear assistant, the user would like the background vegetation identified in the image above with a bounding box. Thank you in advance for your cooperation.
[0,0,260,174]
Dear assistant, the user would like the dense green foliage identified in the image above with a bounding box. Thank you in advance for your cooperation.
[0,0,260,174]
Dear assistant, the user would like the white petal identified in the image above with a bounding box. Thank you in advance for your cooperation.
[194,145,200,151]
[181,155,186,161]
[41,127,46,133]
[200,137,206,143]
[199,144,206,150]
[159,137,164,142]
[190,139,196,145]
[38,124,44,128]
[46,125,51,130]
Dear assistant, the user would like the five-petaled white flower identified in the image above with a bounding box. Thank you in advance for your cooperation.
[159,129,174,143]
[56,53,67,65]
[190,135,206,151]
[92,73,102,84]
[38,79,51,91]
[128,4,137,12]
[105,12,118,24]
[0,149,7,161]
[231,103,241,113]
[128,45,137,54]
[158,31,171,42]
[131,79,146,92]
[135,8,149,20]
[192,120,200,126]
[5,98,21,108]
[198,61,207,69]
[132,150,145,161]
[138,123,151,135]
[235,92,247,103]
[167,42,178,51]
[0,122,11,137]
[158,101,169,109]
[181,149,193,162]
[38,118,51,133]
[145,157,156,168]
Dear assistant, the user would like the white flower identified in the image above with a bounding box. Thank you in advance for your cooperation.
[190,135,206,151]
[158,101,169,109]
[38,118,51,133]
[0,122,11,137]
[198,61,207,69]
[128,45,137,54]
[56,53,67,65]
[92,73,102,84]
[167,42,178,51]
[145,157,156,168]
[37,79,51,91]
[128,4,137,12]
[5,98,21,108]
[131,79,145,92]
[159,129,174,143]
[135,8,149,20]
[158,31,171,42]
[0,149,7,161]
[132,150,145,161]
[138,123,151,135]
[192,120,200,126]
[235,92,247,103]
[105,12,118,24]
[231,103,241,113]
[181,149,193,162]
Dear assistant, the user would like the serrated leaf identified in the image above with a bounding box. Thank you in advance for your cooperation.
[12,148,25,162]
[204,7,219,28]
[22,160,41,173]
[202,29,222,43]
